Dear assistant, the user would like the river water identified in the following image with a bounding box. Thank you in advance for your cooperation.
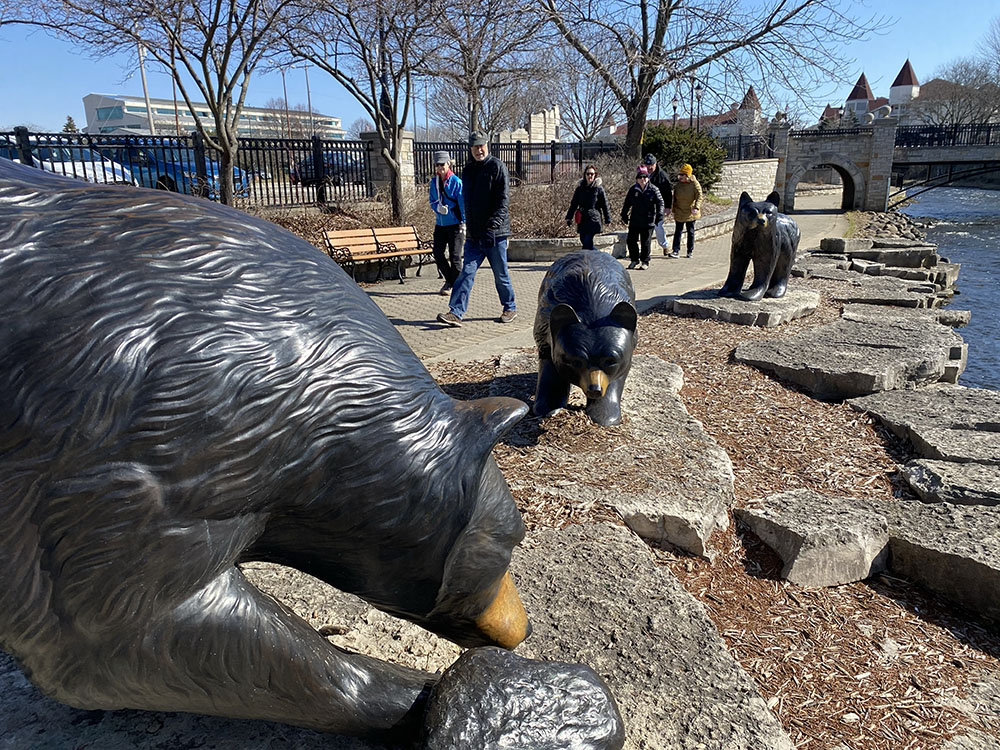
[899,188,1000,391]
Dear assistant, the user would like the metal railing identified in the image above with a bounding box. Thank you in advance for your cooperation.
[789,127,873,138]
[413,140,624,185]
[2,127,374,206]
[714,133,774,161]
[895,123,1000,148]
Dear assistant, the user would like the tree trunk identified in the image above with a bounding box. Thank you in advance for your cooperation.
[218,147,236,206]
[623,101,650,161]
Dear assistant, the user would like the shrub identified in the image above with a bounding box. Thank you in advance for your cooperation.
[640,124,726,193]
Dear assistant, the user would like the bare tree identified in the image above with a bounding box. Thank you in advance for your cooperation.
[912,59,1000,126]
[554,48,622,141]
[979,16,1000,79]
[429,69,557,137]
[540,0,887,158]
[280,0,442,221]
[346,116,375,139]
[34,0,293,204]
[422,0,555,134]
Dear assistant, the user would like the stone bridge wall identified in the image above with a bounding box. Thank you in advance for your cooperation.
[712,158,778,202]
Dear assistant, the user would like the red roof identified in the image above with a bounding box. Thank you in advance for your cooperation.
[821,104,842,121]
[739,86,761,110]
[847,73,874,102]
[892,59,919,88]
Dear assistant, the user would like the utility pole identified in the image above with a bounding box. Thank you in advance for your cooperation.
[137,41,156,135]
[280,68,291,138]
[303,65,314,135]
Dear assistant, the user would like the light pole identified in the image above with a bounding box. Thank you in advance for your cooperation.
[302,65,314,135]
[689,78,694,130]
[695,82,703,132]
[672,94,678,128]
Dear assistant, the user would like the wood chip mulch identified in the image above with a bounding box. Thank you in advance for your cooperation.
[428,277,1000,749]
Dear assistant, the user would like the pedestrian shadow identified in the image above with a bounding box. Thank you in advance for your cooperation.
[384,315,504,329]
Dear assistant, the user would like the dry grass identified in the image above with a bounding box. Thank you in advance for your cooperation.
[428,276,1000,749]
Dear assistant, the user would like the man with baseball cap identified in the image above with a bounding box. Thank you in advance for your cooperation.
[428,150,464,296]
[437,131,517,327]
[643,153,673,254]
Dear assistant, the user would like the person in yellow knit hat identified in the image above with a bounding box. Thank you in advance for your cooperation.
[669,163,702,258]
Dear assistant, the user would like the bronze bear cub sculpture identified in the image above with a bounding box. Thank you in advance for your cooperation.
[0,160,531,742]
[719,190,801,301]
[533,250,637,426]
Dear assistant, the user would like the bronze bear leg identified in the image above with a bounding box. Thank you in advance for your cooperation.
[533,359,571,418]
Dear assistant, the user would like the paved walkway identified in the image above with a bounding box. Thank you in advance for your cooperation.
[367,192,847,363]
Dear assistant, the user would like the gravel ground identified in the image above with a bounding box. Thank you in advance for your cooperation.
[428,273,1000,749]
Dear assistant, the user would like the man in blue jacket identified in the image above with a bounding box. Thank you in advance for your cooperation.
[437,132,517,327]
[429,150,464,296]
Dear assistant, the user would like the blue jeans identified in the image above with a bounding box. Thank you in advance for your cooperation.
[449,237,516,318]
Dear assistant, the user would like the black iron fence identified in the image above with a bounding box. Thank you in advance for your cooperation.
[895,123,1000,148]
[714,133,775,161]
[413,140,624,185]
[1,127,374,206]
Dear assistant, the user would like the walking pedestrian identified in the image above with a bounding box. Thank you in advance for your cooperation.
[565,164,612,250]
[670,163,703,258]
[642,154,673,254]
[436,132,517,327]
[620,165,664,270]
[428,150,464,295]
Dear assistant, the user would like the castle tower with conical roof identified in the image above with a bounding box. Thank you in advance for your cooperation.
[736,86,763,135]
[889,59,920,115]
[844,73,874,122]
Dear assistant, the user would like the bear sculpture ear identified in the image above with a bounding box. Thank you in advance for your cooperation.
[766,191,781,208]
[456,397,529,451]
[550,303,581,338]
[608,301,637,332]
[739,191,753,206]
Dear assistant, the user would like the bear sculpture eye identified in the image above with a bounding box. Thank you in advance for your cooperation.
[601,357,619,371]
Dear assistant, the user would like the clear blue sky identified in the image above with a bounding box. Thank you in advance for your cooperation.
[1,1,997,133]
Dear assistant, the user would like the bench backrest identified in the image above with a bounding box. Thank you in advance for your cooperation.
[324,228,379,257]
[323,225,426,259]
[373,226,422,252]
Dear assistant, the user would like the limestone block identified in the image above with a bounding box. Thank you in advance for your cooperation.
[818,237,873,253]
[850,259,884,275]
[670,289,819,327]
[734,313,967,400]
[492,352,732,559]
[848,383,1000,464]
[847,246,938,268]
[827,275,945,308]
[903,459,1000,506]
[735,494,889,587]
[841,303,969,329]
[871,237,934,249]
[514,524,795,750]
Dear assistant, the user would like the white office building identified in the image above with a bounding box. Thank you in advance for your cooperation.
[82,93,347,139]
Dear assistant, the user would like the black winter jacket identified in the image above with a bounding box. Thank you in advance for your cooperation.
[648,166,672,211]
[461,154,510,243]
[565,177,612,236]
[621,182,665,229]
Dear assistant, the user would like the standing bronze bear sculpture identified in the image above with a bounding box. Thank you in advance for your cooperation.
[533,250,637,426]
[719,191,800,301]
[0,160,533,743]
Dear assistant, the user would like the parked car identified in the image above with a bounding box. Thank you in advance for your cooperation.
[0,139,136,185]
[95,140,250,198]
[289,151,363,187]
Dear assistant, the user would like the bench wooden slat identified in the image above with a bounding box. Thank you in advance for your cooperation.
[322,225,432,284]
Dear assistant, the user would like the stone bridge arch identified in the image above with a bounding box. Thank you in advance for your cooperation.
[784,158,866,212]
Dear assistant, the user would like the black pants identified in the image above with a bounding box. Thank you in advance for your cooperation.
[433,224,463,286]
[672,221,695,255]
[580,231,596,250]
[626,226,653,263]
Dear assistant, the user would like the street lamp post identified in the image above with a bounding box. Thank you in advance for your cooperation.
[672,94,678,128]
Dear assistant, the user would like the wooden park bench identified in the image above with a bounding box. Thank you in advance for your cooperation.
[323,226,433,284]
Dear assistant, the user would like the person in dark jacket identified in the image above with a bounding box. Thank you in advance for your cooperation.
[620,165,665,270]
[564,164,612,250]
[437,131,516,327]
[643,153,673,254]
[428,150,464,295]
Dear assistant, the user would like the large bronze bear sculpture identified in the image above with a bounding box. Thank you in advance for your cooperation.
[533,250,637,426]
[718,191,801,301]
[0,160,532,742]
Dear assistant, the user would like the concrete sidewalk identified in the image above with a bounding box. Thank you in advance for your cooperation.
[367,192,847,363]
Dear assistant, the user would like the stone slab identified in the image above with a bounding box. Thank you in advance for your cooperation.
[818,237,874,253]
[841,303,970,329]
[734,314,967,400]
[515,524,795,750]
[734,497,888,587]
[847,246,939,268]
[757,489,1000,624]
[492,352,733,558]
[903,459,1000,506]
[871,237,933,249]
[849,384,1000,464]
[670,288,819,327]
[826,275,945,308]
